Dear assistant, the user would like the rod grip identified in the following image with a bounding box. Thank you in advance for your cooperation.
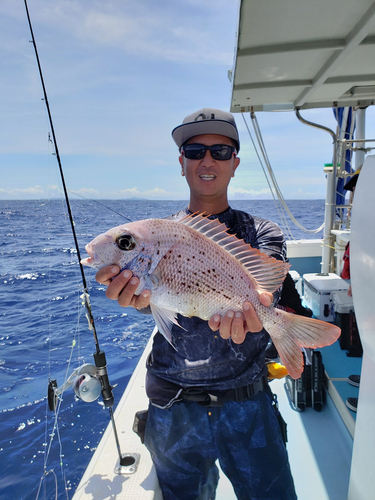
[94,350,115,408]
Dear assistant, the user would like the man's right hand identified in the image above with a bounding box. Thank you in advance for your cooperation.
[95,265,151,309]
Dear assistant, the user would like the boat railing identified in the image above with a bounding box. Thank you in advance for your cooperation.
[334,138,375,231]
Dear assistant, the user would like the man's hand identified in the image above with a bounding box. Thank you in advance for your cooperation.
[95,265,151,309]
[208,292,273,344]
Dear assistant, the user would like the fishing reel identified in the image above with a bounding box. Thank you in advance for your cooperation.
[48,363,102,411]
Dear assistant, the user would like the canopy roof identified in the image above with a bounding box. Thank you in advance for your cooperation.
[230,0,375,112]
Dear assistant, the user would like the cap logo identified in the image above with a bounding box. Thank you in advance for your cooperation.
[194,112,217,122]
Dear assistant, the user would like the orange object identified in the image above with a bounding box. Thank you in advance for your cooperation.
[267,362,288,380]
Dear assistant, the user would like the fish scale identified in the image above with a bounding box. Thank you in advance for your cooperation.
[153,236,257,318]
[81,214,341,379]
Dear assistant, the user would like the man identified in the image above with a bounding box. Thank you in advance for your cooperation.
[96,109,297,499]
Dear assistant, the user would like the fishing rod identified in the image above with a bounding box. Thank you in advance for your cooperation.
[24,0,132,472]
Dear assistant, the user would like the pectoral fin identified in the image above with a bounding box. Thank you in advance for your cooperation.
[150,303,183,350]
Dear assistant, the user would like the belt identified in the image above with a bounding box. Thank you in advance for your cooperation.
[180,376,268,407]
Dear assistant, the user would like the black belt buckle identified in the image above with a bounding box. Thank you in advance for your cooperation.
[181,387,211,405]
[181,388,224,406]
[234,377,266,402]
[234,384,254,402]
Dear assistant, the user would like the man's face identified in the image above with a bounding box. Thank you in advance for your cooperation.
[179,134,240,199]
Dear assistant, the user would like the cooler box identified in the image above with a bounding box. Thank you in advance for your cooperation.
[303,273,349,322]
[331,291,362,356]
[331,291,354,315]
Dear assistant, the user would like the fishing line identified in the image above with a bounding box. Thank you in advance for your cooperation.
[24,0,129,491]
[37,327,80,500]
[67,189,133,222]
[24,0,99,351]
[35,469,58,500]
[40,139,63,500]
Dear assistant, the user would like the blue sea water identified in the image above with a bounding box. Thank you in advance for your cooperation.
[0,199,324,500]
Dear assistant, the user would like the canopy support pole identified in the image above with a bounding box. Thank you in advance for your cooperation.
[295,109,337,273]
[355,108,366,170]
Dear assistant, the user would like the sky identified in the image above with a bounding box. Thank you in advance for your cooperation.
[1,0,374,201]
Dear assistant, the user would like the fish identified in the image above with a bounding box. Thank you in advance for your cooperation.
[81,214,341,379]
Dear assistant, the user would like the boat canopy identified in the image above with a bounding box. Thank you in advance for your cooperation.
[230,0,375,112]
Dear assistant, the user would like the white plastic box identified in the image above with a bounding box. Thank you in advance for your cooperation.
[303,273,349,321]
[331,291,354,314]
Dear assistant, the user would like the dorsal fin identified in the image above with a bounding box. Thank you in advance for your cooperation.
[180,213,289,293]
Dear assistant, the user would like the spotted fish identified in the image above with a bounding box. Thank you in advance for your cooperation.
[81,214,341,378]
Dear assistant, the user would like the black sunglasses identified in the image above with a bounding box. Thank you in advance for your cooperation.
[182,143,237,161]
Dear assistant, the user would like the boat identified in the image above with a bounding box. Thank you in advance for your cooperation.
[68,1,375,498]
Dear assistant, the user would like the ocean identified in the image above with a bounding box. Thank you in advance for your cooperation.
[0,199,324,500]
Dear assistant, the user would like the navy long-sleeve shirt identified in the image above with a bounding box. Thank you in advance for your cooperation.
[146,206,286,403]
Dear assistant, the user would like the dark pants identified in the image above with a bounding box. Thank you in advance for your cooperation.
[144,391,297,500]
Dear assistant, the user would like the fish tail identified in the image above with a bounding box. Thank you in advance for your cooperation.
[268,309,341,379]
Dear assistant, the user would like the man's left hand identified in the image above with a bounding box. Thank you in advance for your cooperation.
[208,292,273,344]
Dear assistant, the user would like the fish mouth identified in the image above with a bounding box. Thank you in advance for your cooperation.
[81,243,102,268]
[81,256,96,265]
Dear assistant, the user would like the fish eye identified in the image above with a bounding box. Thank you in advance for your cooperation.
[116,234,136,251]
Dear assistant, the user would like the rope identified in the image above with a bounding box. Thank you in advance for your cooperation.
[242,113,325,236]
[241,114,295,240]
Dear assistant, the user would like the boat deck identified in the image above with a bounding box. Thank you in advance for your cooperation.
[217,339,359,500]
[320,340,362,436]
[73,334,359,500]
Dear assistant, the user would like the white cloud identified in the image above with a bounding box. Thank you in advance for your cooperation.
[75,187,101,195]
[228,186,271,196]
[0,185,44,195]
[293,188,325,198]
[82,12,140,46]
[278,176,327,186]
[45,3,233,65]
[117,187,186,199]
